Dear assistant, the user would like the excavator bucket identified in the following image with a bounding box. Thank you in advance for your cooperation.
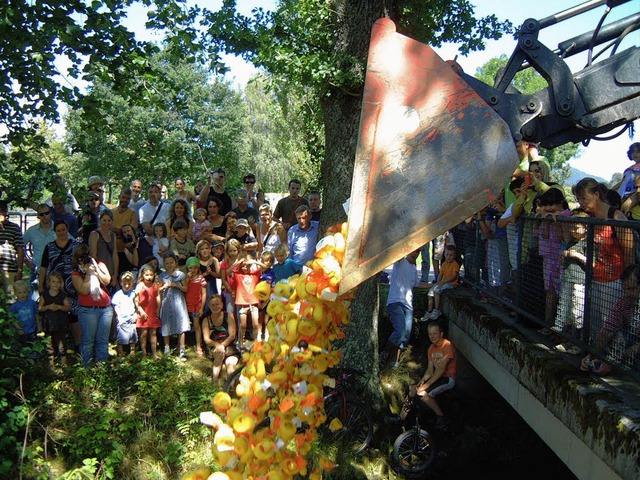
[340,18,519,295]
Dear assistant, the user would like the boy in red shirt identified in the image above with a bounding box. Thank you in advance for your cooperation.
[185,257,207,356]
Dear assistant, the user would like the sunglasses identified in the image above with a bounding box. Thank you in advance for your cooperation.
[38,211,51,217]
[244,181,255,184]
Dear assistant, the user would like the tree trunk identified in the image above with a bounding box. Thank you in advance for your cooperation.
[319,0,387,406]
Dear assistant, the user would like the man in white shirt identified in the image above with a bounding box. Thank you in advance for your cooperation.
[139,183,170,235]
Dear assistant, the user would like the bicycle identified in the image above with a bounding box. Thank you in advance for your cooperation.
[320,367,374,454]
[224,365,373,454]
[391,388,463,476]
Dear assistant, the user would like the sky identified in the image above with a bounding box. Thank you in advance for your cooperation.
[63,0,639,182]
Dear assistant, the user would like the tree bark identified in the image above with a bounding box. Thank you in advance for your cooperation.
[319,0,387,406]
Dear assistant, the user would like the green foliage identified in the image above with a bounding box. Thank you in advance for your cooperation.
[243,75,323,191]
[0,292,47,477]
[65,50,249,189]
[0,0,156,146]
[2,349,218,479]
[390,0,513,54]
[474,54,547,94]
[0,124,72,207]
[202,0,512,95]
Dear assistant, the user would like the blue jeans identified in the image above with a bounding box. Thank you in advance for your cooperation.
[387,302,413,349]
[420,243,431,282]
[78,306,113,365]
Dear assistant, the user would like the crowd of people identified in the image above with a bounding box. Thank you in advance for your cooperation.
[2,171,323,378]
[382,141,640,379]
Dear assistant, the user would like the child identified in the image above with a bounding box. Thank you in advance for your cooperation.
[135,264,162,358]
[111,271,138,356]
[231,218,258,258]
[159,252,191,360]
[422,245,460,320]
[224,211,238,240]
[221,238,243,319]
[10,280,40,349]
[554,208,590,354]
[273,243,302,283]
[196,239,220,304]
[201,295,240,381]
[535,188,570,333]
[259,251,276,287]
[170,219,195,269]
[481,195,510,295]
[38,272,70,361]
[185,256,207,357]
[152,222,169,267]
[192,208,211,241]
[211,240,225,262]
[431,230,455,283]
[232,256,262,345]
[258,251,276,341]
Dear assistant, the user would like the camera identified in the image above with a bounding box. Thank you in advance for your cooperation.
[80,255,92,266]
[123,234,134,244]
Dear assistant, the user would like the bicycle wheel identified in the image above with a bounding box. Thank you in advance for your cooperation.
[392,428,436,475]
[224,368,243,397]
[323,398,373,454]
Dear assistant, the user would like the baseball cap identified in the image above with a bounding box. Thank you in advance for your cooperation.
[236,218,250,228]
[87,175,103,189]
[212,241,224,248]
[186,257,200,268]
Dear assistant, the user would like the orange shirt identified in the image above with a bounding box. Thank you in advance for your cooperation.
[440,259,460,286]
[428,338,457,379]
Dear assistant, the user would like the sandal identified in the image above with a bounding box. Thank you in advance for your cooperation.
[196,350,204,357]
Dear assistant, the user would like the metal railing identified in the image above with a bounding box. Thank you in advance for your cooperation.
[457,213,640,376]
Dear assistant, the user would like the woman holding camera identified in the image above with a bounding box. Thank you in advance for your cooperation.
[71,244,113,365]
[119,223,140,273]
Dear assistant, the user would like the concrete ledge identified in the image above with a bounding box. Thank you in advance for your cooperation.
[441,287,640,480]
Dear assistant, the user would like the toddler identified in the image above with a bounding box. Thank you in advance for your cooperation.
[192,208,211,241]
[112,271,138,356]
[152,222,169,267]
[10,280,40,349]
[38,271,70,361]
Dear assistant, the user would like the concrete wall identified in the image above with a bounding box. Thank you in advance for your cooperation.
[441,288,640,480]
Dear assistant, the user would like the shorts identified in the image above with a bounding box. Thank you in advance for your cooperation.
[428,282,454,297]
[238,305,258,316]
[419,376,455,398]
